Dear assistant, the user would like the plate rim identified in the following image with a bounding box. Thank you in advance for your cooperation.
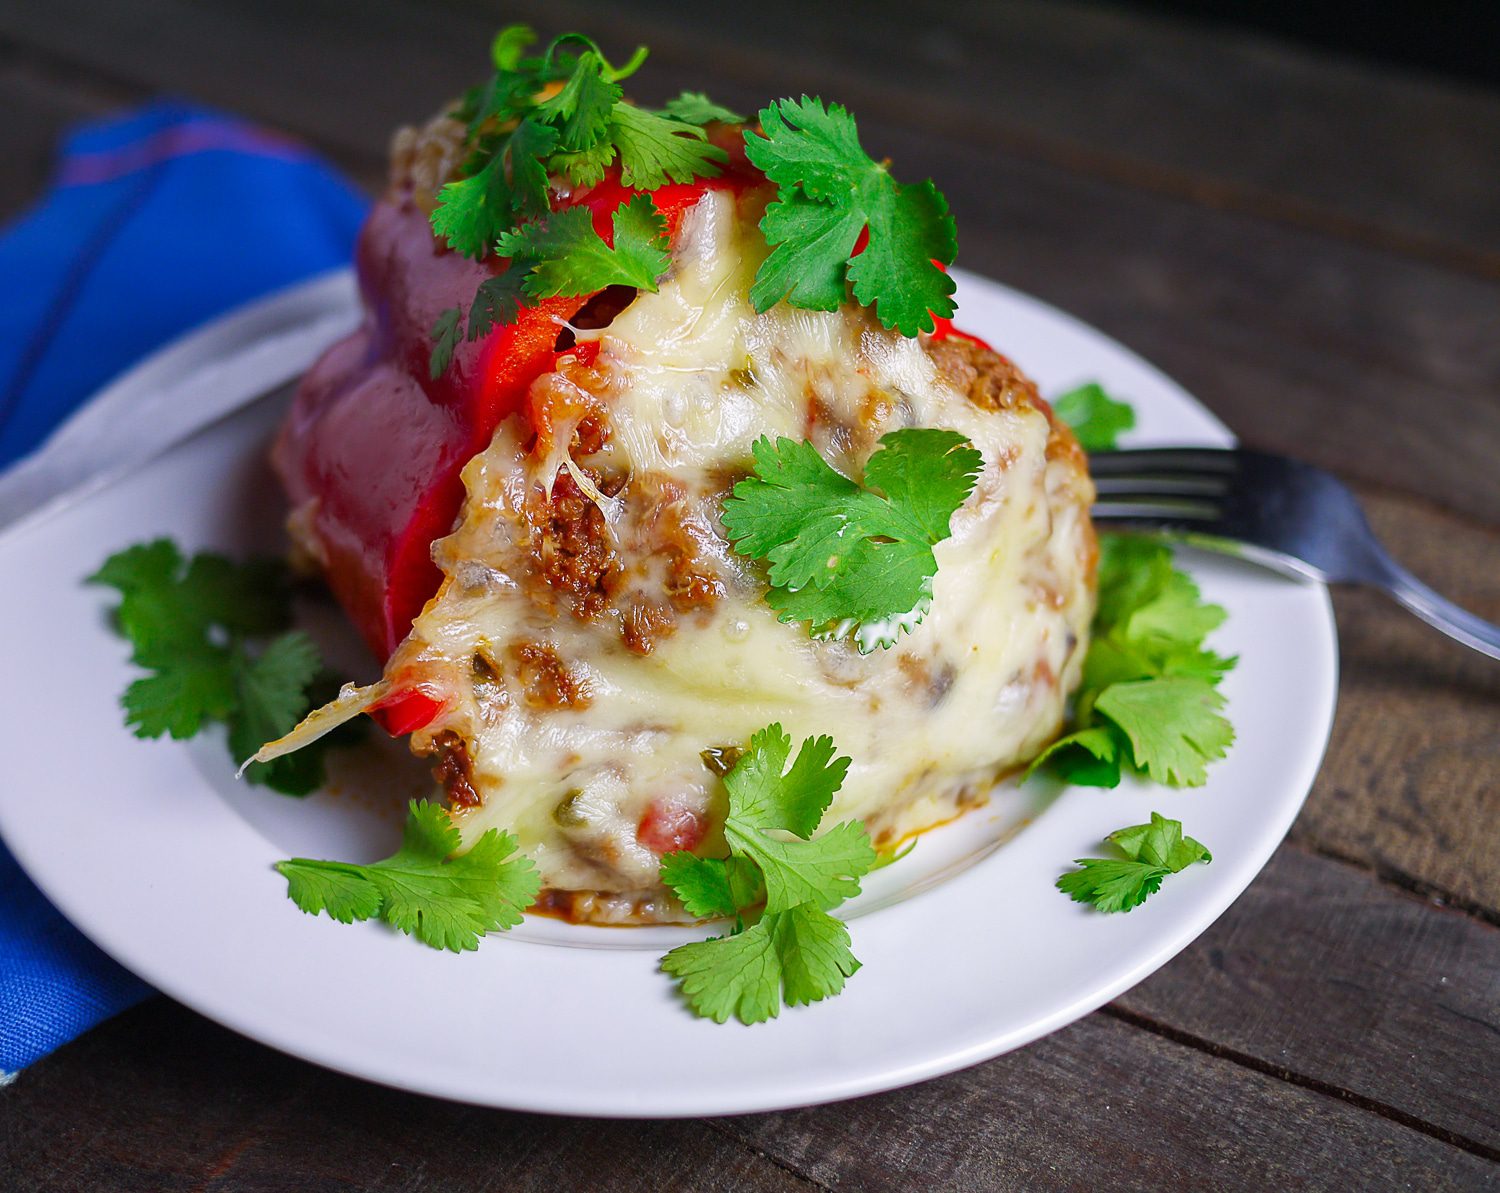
[0,266,1339,1116]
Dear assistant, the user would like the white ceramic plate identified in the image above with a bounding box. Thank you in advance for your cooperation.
[0,268,1337,1117]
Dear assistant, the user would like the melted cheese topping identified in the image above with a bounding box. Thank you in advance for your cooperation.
[387,190,1096,921]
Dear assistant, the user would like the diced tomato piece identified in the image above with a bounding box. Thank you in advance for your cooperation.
[637,800,709,855]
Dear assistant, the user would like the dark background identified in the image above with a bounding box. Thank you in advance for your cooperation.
[1116,0,1500,89]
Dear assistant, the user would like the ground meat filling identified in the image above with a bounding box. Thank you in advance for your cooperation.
[929,335,1090,475]
[431,730,481,808]
[511,641,594,709]
[929,336,1043,414]
[526,468,621,621]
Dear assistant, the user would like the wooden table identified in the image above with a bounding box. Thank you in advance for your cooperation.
[3,2,1497,1187]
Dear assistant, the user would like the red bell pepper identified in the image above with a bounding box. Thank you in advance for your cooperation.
[274,170,749,665]
[275,140,974,740]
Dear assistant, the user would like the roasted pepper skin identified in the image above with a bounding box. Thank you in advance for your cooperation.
[276,147,973,722]
[274,171,752,662]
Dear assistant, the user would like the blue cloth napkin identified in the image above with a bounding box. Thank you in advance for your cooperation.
[0,101,368,1079]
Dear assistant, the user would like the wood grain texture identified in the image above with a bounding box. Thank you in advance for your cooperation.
[1296,482,1500,916]
[3,974,1495,1193]
[0,1001,812,1193]
[1,1,1499,1185]
[605,0,1500,267]
[1117,843,1500,1153]
[718,1011,1497,1191]
[24,0,1492,268]
[4,0,1498,529]
[4,846,1495,1188]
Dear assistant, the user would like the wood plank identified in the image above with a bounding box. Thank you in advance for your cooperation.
[1117,842,1500,1152]
[848,113,1500,529]
[717,1010,1497,1190]
[4,850,1496,1187]
[597,0,1500,265]
[4,0,1499,527]
[5,971,1495,1190]
[0,1000,813,1193]
[1293,481,1500,917]
[15,0,1498,266]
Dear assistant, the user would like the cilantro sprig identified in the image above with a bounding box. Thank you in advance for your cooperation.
[428,29,968,379]
[90,539,354,794]
[1057,813,1212,913]
[1028,534,1236,788]
[722,428,982,652]
[277,801,540,952]
[437,27,727,252]
[426,26,739,377]
[745,96,957,336]
[1052,382,1136,452]
[660,724,875,1024]
[1033,386,1237,788]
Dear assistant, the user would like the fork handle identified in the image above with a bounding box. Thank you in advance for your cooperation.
[1377,560,1500,661]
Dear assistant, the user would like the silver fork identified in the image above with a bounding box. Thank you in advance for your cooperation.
[1089,447,1500,660]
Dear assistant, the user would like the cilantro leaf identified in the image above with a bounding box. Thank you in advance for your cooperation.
[533,50,620,150]
[727,724,848,838]
[1057,858,1168,914]
[277,801,540,952]
[429,307,462,380]
[90,541,292,661]
[608,103,727,188]
[748,96,867,199]
[91,540,347,795]
[428,30,739,379]
[87,538,182,595]
[490,24,537,72]
[121,642,236,739]
[661,916,782,1025]
[722,429,981,651]
[719,725,870,914]
[661,904,861,1024]
[1051,382,1136,452]
[660,91,745,126]
[505,118,562,218]
[228,632,324,794]
[1057,813,1211,913]
[658,723,874,1024]
[430,155,514,258]
[1110,813,1212,871]
[464,271,530,343]
[774,903,861,1007]
[659,854,743,921]
[745,96,957,335]
[1023,726,1123,788]
[497,195,670,297]
[1094,677,1234,787]
[846,179,958,337]
[550,138,617,188]
[1023,417,1239,790]
[750,192,865,314]
[1069,533,1236,787]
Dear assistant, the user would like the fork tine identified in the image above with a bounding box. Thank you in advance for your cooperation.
[1092,474,1229,498]
[1092,498,1220,523]
[1086,447,1238,476]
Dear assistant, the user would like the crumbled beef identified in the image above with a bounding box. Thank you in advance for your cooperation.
[645,478,726,614]
[929,336,1042,413]
[527,469,621,620]
[622,599,676,655]
[431,730,481,807]
[510,641,593,709]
